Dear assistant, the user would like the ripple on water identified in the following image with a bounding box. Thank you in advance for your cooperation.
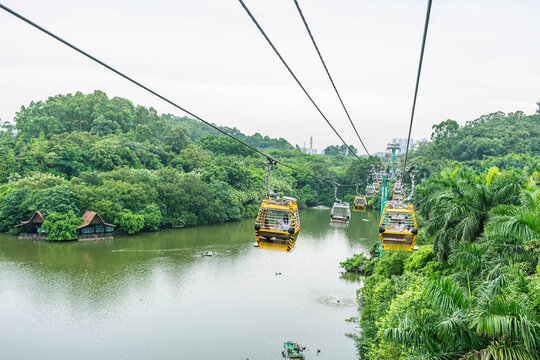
[319,296,355,307]
[111,248,186,253]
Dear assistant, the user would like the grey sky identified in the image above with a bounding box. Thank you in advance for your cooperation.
[1,0,538,153]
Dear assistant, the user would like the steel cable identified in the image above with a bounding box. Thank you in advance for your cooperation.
[238,0,363,161]
[402,0,432,171]
[0,2,361,187]
[292,0,372,160]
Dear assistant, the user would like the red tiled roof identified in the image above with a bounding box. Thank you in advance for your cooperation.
[15,211,45,227]
[78,210,116,229]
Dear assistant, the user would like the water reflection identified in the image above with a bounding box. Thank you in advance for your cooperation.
[0,208,379,360]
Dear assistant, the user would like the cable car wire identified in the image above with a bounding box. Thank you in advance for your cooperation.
[402,0,432,171]
[0,2,358,188]
[237,0,363,162]
[292,0,372,160]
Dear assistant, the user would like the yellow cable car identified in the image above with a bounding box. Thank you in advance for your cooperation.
[378,202,418,251]
[255,196,301,252]
[353,195,367,212]
[392,193,404,201]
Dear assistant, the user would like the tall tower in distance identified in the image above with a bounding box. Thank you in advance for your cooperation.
[536,101,540,114]
[310,136,313,153]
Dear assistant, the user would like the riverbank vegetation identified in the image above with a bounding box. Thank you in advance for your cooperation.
[0,91,376,238]
[341,110,540,359]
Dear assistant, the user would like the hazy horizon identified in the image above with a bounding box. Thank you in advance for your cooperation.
[1,0,539,153]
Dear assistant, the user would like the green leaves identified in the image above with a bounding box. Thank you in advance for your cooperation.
[426,277,468,314]
[117,210,145,235]
[417,166,526,260]
[42,211,82,241]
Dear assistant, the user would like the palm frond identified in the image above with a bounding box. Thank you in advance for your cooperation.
[460,341,539,360]
[472,296,540,351]
[450,242,484,272]
[426,277,468,313]
[384,315,438,352]
[435,311,483,350]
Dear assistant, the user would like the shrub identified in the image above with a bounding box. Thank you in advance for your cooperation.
[42,211,82,241]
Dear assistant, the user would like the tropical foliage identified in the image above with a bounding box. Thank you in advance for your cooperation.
[42,211,82,241]
[343,167,540,359]
[0,91,377,238]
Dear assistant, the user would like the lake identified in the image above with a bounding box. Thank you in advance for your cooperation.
[0,207,380,359]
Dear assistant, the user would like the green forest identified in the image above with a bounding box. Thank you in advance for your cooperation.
[2,91,540,359]
[340,111,540,358]
[0,91,373,239]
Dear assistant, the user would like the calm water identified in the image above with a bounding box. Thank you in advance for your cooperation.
[0,208,380,360]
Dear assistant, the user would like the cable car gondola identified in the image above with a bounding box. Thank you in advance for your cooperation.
[379,165,420,251]
[255,196,301,251]
[331,202,351,223]
[378,202,418,251]
[353,184,367,212]
[392,182,404,200]
[353,195,367,212]
[330,185,351,223]
[254,161,301,252]
[366,185,375,197]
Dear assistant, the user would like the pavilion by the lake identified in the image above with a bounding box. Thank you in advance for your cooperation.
[77,210,116,240]
[15,211,46,239]
[15,210,116,240]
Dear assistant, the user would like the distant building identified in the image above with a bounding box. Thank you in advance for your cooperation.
[302,148,319,155]
[15,210,117,240]
[301,135,320,154]
[392,138,415,153]
[536,101,540,114]
[15,211,46,239]
[78,210,116,239]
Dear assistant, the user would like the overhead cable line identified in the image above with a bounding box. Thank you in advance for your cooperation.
[237,0,363,162]
[292,0,372,160]
[335,174,371,187]
[0,2,355,187]
[402,0,432,171]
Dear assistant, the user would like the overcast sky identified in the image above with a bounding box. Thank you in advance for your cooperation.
[0,0,538,153]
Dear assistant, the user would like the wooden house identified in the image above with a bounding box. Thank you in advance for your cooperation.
[77,210,116,239]
[15,211,46,238]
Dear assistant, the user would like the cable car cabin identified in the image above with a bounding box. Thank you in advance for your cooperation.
[379,203,418,251]
[330,202,351,223]
[254,197,301,252]
[366,185,375,197]
[353,196,367,212]
[392,193,404,201]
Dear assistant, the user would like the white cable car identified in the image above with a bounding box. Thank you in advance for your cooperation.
[330,185,351,223]
[331,202,351,223]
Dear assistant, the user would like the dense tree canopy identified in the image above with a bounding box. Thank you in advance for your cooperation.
[2,90,540,358]
[0,91,367,237]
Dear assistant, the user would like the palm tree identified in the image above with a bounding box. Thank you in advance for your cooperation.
[416,167,524,260]
[385,274,540,359]
[381,169,540,359]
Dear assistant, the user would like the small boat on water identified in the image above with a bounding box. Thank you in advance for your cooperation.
[203,251,218,256]
[282,341,305,359]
